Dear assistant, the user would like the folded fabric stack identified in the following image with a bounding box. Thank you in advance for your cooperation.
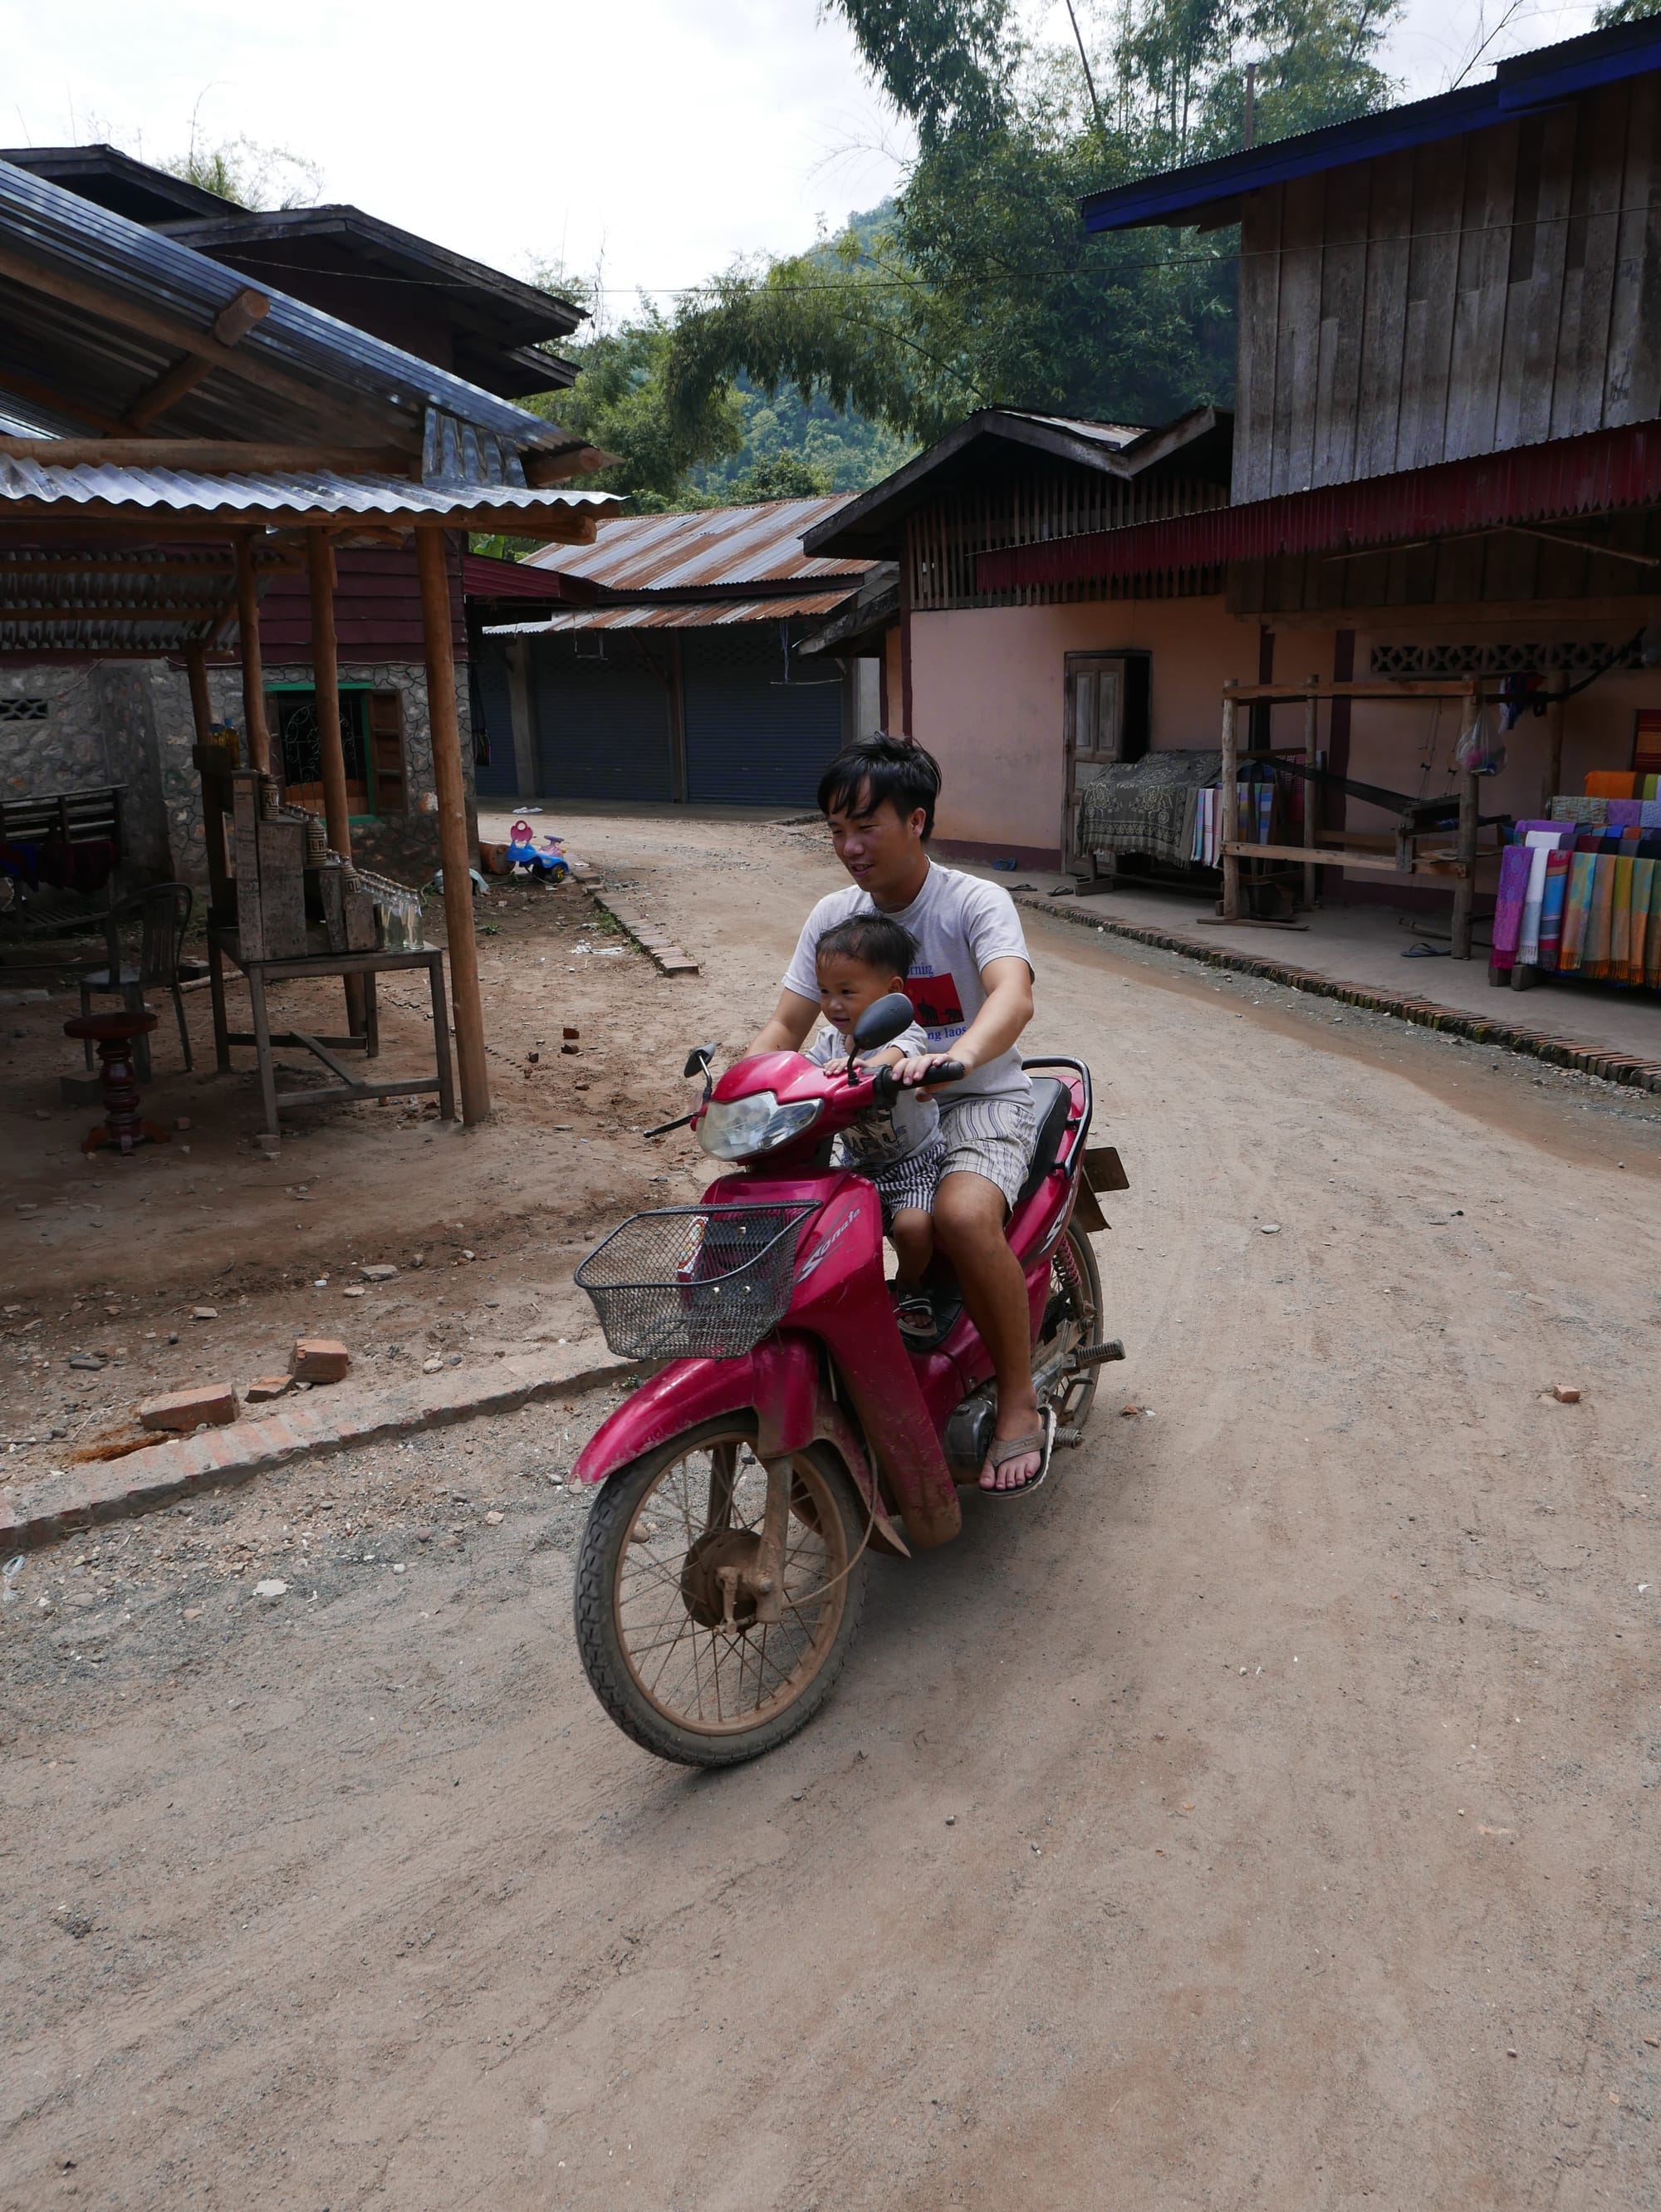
[1076,749,1221,867]
[1585,770,1661,800]
[1494,817,1661,985]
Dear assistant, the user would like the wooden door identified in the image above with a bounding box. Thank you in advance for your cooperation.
[1062,655,1124,871]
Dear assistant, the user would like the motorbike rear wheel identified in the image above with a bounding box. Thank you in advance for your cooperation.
[1037,1216,1106,1435]
[573,1416,868,1768]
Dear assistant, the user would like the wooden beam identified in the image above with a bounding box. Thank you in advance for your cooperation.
[1221,841,1471,876]
[213,287,272,346]
[234,533,272,774]
[1302,678,1318,910]
[1220,679,1240,922]
[0,238,399,440]
[0,365,125,435]
[307,531,351,863]
[0,436,413,472]
[415,525,488,1126]
[120,355,218,434]
[522,444,620,486]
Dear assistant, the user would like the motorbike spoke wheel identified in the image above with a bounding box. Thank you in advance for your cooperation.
[574,1420,867,1768]
[1035,1215,1106,1435]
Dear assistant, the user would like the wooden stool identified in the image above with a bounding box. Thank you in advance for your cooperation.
[62,1009,169,1155]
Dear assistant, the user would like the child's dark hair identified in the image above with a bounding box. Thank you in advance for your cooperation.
[816,733,941,840]
[816,913,919,979]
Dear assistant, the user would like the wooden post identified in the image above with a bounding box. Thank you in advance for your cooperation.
[1220,680,1240,921]
[183,642,231,915]
[1452,683,1480,959]
[306,531,350,861]
[415,526,489,1125]
[1302,678,1319,910]
[307,529,368,1037]
[1541,677,1565,817]
[234,532,272,773]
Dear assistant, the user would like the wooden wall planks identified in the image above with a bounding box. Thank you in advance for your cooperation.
[1230,81,1661,504]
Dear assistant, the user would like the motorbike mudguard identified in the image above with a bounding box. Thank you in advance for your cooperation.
[569,1333,911,1557]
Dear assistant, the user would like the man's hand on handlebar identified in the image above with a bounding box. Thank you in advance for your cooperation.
[889,1050,971,1100]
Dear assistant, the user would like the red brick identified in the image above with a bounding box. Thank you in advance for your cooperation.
[290,1337,351,1384]
[139,1383,238,1434]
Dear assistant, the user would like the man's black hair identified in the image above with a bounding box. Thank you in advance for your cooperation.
[815,913,919,979]
[816,732,941,841]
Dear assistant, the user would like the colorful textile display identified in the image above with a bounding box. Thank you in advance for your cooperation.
[1502,818,1661,985]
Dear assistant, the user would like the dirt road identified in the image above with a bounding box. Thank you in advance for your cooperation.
[5,812,1659,2210]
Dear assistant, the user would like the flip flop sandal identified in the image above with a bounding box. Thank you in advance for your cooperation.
[978,1405,1057,1498]
[891,1290,937,1341]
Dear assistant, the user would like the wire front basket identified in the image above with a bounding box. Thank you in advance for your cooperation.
[575,1204,815,1362]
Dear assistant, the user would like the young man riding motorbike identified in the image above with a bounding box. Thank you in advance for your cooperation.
[747,734,1047,1493]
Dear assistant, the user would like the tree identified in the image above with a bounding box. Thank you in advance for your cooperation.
[162,132,321,209]
[662,0,1401,444]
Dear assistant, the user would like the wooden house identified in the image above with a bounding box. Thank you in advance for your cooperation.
[0,144,590,885]
[971,13,1661,889]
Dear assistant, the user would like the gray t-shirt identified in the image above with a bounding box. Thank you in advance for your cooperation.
[801,1018,940,1173]
[782,864,1034,1106]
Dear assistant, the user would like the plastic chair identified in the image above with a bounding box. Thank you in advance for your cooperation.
[78,881,194,1081]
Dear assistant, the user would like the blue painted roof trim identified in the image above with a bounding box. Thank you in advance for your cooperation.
[1080,14,1661,231]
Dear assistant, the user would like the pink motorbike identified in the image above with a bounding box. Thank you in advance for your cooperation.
[571,993,1126,1766]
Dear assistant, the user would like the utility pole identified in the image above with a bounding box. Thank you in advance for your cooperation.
[1243,60,1257,149]
[1064,0,1107,137]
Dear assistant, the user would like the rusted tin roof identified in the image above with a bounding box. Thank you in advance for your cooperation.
[522,496,871,595]
[488,591,850,635]
[979,422,1661,593]
[0,544,241,655]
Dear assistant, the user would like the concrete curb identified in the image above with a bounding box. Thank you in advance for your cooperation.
[0,1341,635,1553]
[1012,890,1661,1096]
[586,887,700,975]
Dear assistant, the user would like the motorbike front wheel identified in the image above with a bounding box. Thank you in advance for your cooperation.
[573,1417,869,1768]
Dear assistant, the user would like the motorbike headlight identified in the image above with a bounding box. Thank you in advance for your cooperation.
[697,1091,822,1160]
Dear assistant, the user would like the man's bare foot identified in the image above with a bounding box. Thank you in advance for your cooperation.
[979,1402,1045,1492]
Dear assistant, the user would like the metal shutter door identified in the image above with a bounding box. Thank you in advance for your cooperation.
[532,636,674,801]
[682,626,844,806]
[472,645,519,798]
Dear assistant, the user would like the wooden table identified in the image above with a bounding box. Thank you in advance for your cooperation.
[207,931,455,1145]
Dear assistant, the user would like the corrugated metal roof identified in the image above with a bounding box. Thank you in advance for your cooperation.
[978,421,1661,591]
[0,155,581,456]
[0,459,616,528]
[0,545,240,655]
[1080,14,1661,231]
[522,495,871,593]
[487,592,851,635]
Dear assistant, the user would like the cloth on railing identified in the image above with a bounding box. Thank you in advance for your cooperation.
[1076,749,1221,866]
[0,839,40,887]
[38,834,116,895]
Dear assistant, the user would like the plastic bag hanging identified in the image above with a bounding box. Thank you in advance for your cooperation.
[1453,699,1507,777]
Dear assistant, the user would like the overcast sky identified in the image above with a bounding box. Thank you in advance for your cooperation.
[0,0,1610,316]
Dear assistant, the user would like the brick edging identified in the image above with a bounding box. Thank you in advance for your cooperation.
[586,887,700,975]
[0,1349,635,1554]
[1012,892,1661,1096]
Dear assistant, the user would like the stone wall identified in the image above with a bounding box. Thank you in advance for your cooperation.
[146,660,476,894]
[0,665,172,881]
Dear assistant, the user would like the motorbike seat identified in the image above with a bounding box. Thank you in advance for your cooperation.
[1016,1076,1072,1204]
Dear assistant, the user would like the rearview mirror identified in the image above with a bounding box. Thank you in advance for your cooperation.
[683,1042,717,1081]
[850,992,916,1055]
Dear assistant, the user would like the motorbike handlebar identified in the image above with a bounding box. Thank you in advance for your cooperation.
[871,1057,967,1104]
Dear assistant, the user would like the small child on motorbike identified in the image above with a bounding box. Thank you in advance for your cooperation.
[801,914,943,1333]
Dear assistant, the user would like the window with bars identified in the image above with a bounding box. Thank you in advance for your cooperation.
[269,687,406,817]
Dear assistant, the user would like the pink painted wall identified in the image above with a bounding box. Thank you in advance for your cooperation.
[909,596,1253,857]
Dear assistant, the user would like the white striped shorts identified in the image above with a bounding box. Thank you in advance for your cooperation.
[935,1093,1038,1214]
[870,1132,947,1225]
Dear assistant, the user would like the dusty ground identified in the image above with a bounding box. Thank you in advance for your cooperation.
[4,810,1660,2210]
[0,867,708,1478]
